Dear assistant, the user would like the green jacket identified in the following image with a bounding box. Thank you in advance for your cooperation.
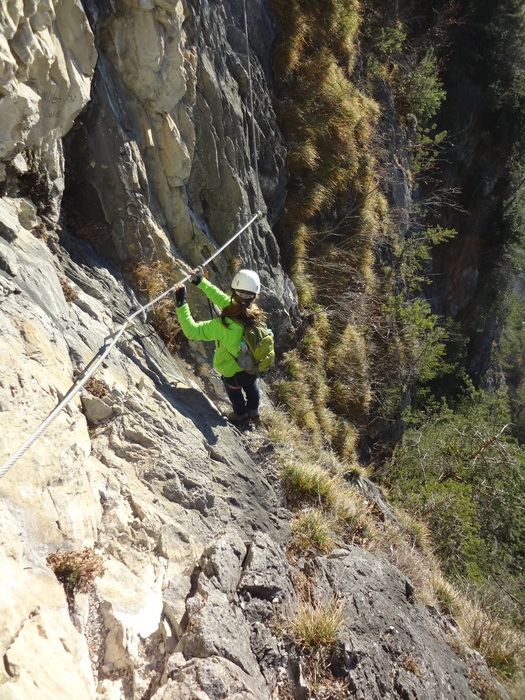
[175,278,244,378]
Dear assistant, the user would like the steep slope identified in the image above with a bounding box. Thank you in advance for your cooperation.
[0,1,512,698]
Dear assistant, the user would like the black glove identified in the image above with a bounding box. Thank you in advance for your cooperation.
[190,267,204,285]
[175,285,186,307]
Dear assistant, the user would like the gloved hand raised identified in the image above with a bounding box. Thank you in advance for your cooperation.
[174,284,186,307]
[190,267,204,285]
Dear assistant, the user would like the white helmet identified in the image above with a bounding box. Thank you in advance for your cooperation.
[231,269,260,294]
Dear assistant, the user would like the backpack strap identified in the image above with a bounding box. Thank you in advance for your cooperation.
[222,318,246,361]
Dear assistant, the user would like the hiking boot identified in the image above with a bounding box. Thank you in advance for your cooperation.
[247,410,260,421]
[227,411,249,424]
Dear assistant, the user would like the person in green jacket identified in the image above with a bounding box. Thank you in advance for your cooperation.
[173,268,264,424]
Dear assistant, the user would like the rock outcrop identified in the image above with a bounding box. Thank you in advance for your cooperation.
[0,1,510,699]
[63,0,293,335]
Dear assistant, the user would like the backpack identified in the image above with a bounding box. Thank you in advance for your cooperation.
[234,320,275,375]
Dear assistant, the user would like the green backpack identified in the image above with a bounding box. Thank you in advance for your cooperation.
[235,320,275,375]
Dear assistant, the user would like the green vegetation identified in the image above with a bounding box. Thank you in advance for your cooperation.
[383,380,525,610]
[268,0,525,691]
[395,48,446,123]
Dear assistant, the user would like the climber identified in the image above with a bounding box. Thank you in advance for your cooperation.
[173,267,265,424]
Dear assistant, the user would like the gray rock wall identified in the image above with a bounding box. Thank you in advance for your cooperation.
[0,203,292,698]
[63,0,293,330]
[1,3,294,696]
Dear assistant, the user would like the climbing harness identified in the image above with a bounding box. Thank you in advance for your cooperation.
[0,212,261,479]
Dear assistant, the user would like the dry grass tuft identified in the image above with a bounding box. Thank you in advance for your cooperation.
[331,418,359,461]
[431,576,462,618]
[84,377,108,399]
[367,519,442,605]
[506,674,525,700]
[60,278,78,302]
[281,460,339,507]
[401,653,425,679]
[332,488,372,535]
[287,140,320,174]
[327,323,371,420]
[291,508,340,553]
[265,406,306,445]
[130,260,184,352]
[468,667,508,700]
[47,547,104,601]
[266,408,374,549]
[460,600,525,681]
[289,597,345,648]
[274,377,319,434]
[343,460,371,483]
[396,509,433,553]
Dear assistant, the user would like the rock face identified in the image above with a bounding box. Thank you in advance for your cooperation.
[309,549,485,699]
[0,211,291,698]
[63,0,293,337]
[0,1,509,699]
[0,0,96,224]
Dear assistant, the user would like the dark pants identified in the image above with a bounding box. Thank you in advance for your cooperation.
[222,371,259,415]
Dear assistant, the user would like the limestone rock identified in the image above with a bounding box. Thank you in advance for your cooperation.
[305,547,509,700]
[63,0,296,345]
[173,528,279,698]
[0,501,95,700]
[240,532,296,608]
[0,0,96,224]
[0,224,291,698]
[0,196,37,241]
[156,656,260,700]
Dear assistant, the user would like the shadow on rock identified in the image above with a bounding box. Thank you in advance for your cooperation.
[160,385,227,445]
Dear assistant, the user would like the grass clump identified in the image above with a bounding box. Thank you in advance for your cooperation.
[269,409,373,548]
[281,460,338,507]
[271,0,383,304]
[332,486,372,536]
[291,508,339,553]
[327,322,371,421]
[84,377,108,399]
[289,597,345,649]
[272,312,364,462]
[130,260,183,352]
[432,577,462,618]
[461,597,525,682]
[369,521,434,603]
[395,509,433,554]
[47,547,104,601]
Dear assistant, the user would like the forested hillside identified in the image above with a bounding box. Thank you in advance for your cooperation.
[269,0,525,686]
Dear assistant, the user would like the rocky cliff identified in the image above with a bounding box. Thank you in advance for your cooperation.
[0,1,510,698]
